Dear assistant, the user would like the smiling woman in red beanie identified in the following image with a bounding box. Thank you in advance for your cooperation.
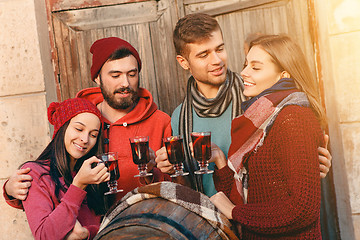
[20,98,109,240]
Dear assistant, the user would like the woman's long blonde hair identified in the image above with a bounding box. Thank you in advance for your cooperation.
[249,34,327,129]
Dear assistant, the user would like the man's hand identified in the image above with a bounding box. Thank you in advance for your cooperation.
[319,134,332,178]
[64,220,89,240]
[155,146,175,174]
[208,142,227,169]
[5,168,33,200]
[146,147,157,173]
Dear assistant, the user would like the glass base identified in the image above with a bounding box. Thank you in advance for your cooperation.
[134,172,153,178]
[104,180,123,195]
[170,171,189,178]
[194,169,214,175]
[104,188,123,195]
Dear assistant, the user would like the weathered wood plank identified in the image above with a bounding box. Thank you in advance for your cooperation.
[183,0,214,4]
[149,5,182,114]
[52,1,161,31]
[53,16,71,100]
[50,0,149,12]
[185,0,282,16]
[216,13,245,73]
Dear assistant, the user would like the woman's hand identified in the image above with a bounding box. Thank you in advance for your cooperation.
[319,134,332,178]
[208,143,227,169]
[64,220,89,240]
[210,191,235,219]
[72,156,110,189]
[189,141,227,169]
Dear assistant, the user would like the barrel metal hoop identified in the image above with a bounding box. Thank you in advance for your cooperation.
[106,212,198,240]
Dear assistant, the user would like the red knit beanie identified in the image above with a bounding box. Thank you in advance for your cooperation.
[90,37,142,81]
[47,98,102,138]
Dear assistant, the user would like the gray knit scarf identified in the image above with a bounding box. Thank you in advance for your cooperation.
[179,69,247,192]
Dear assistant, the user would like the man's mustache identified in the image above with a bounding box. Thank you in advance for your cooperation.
[113,87,136,94]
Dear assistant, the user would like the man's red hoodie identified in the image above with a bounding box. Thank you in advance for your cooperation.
[76,87,172,201]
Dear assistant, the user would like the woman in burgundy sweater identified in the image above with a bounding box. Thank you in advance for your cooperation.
[21,98,110,240]
[210,35,326,239]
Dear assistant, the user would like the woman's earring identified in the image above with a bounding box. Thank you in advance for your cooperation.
[281,71,290,79]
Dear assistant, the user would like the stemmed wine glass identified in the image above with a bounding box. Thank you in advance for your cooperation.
[163,135,189,178]
[97,152,123,195]
[191,131,214,175]
[129,136,153,177]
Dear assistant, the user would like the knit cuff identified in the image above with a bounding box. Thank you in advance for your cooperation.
[214,165,234,183]
[2,179,24,210]
[85,225,99,240]
[213,166,235,195]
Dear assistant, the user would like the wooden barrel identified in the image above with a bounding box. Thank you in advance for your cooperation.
[94,197,239,240]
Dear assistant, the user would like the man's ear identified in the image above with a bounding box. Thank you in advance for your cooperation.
[176,55,190,70]
[94,75,100,85]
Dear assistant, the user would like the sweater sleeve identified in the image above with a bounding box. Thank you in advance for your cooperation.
[213,166,245,206]
[213,166,235,196]
[22,164,88,240]
[231,106,322,234]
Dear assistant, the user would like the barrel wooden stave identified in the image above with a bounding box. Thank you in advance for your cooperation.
[97,225,176,240]
[96,198,227,240]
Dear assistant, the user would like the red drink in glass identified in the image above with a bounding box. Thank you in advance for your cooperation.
[104,159,120,181]
[130,141,150,165]
[163,136,189,177]
[98,152,123,195]
[129,136,153,177]
[191,132,214,174]
[164,136,185,164]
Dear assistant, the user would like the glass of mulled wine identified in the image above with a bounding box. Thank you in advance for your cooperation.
[163,135,189,178]
[97,152,123,195]
[129,136,153,177]
[191,131,214,175]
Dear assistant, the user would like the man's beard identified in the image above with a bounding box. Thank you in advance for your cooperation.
[99,76,139,110]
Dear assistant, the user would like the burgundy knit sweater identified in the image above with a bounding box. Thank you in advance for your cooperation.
[214,106,323,239]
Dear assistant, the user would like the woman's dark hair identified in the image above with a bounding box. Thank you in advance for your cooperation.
[20,119,106,215]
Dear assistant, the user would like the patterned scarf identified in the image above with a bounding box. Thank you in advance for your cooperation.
[228,79,310,203]
[179,70,246,192]
[97,182,239,240]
